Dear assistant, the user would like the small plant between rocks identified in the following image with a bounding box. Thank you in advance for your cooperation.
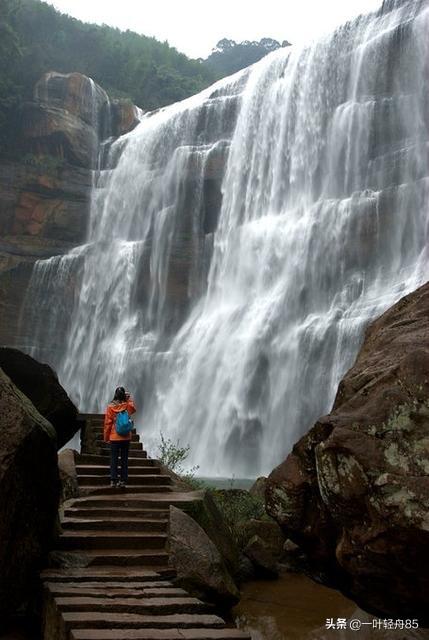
[157,432,203,488]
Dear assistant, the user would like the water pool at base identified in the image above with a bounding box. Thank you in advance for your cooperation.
[233,574,429,640]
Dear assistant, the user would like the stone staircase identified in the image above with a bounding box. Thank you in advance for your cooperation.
[41,415,250,640]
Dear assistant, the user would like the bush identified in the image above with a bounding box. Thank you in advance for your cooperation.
[209,488,269,548]
[156,432,202,487]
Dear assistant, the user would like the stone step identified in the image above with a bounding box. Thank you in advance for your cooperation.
[70,629,251,640]
[78,475,170,487]
[45,580,174,590]
[59,531,168,551]
[68,494,192,510]
[64,508,169,520]
[54,595,209,615]
[76,465,160,476]
[101,442,143,451]
[54,550,170,566]
[41,568,175,583]
[96,433,141,442]
[79,485,173,495]
[77,454,154,466]
[46,584,187,598]
[61,517,169,532]
[64,613,225,631]
[91,447,148,458]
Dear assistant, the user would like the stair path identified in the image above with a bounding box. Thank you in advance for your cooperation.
[42,414,250,640]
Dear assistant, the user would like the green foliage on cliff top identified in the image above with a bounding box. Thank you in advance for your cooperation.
[0,0,216,146]
[0,0,291,149]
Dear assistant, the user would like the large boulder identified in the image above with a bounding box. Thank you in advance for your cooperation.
[185,490,240,578]
[168,505,240,608]
[34,72,109,129]
[238,518,285,561]
[21,102,98,169]
[243,535,278,579]
[0,367,61,621]
[266,282,429,622]
[0,348,78,449]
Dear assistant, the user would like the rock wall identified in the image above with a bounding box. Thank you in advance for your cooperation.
[266,281,429,622]
[0,367,61,623]
[0,71,140,349]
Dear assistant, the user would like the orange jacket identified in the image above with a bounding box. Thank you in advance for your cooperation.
[104,398,136,442]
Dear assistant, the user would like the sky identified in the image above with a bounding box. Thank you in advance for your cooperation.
[47,0,384,59]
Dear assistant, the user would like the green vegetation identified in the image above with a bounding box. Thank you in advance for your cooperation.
[0,0,291,150]
[205,37,291,78]
[156,434,273,547]
[157,432,200,484]
[0,0,216,148]
[210,489,268,547]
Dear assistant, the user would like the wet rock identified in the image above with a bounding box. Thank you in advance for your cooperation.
[0,348,78,449]
[266,282,429,622]
[169,505,240,608]
[58,449,79,502]
[34,72,109,128]
[0,367,60,621]
[21,102,98,169]
[249,476,267,499]
[111,99,141,136]
[236,553,256,582]
[0,71,139,349]
[243,535,279,579]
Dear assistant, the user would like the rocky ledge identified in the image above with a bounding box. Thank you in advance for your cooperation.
[266,281,429,623]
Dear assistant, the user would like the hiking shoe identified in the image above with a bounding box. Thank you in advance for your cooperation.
[110,481,117,488]
[118,481,127,488]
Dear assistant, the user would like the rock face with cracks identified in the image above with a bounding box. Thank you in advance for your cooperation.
[0,367,60,622]
[266,282,429,622]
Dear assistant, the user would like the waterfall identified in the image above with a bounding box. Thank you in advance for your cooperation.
[23,0,429,475]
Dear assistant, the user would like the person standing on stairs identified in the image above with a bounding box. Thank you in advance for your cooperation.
[103,386,136,488]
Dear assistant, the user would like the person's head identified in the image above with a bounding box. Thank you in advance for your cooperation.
[113,386,126,402]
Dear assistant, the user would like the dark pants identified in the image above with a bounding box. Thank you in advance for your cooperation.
[110,441,130,482]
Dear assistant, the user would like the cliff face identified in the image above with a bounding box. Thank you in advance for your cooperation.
[0,71,140,348]
[266,282,429,622]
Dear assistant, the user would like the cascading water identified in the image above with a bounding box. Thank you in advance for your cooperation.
[23,0,429,475]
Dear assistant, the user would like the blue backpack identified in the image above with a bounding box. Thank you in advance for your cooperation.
[115,409,133,436]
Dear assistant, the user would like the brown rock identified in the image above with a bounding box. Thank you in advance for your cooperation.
[34,72,109,128]
[111,99,141,136]
[21,102,98,169]
[243,535,278,579]
[249,476,267,500]
[185,490,240,578]
[168,505,240,608]
[58,449,80,502]
[266,282,429,622]
[0,348,79,449]
[238,518,285,560]
[0,367,60,621]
